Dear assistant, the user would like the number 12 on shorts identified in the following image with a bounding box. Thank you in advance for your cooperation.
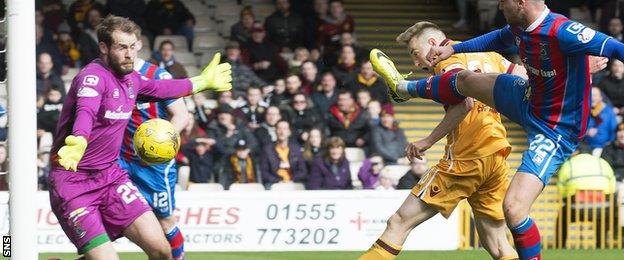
[117,182,146,204]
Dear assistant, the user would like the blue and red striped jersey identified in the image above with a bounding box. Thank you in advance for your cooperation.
[497,10,611,139]
[120,59,178,163]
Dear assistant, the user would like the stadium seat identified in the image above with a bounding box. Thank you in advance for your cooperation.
[138,48,151,60]
[62,68,80,83]
[184,0,211,17]
[184,65,200,77]
[192,34,225,52]
[228,183,265,191]
[349,161,363,189]
[175,52,197,66]
[381,165,411,180]
[194,16,219,34]
[270,182,305,191]
[216,17,239,37]
[140,35,151,51]
[187,183,224,192]
[177,166,190,190]
[198,49,223,67]
[345,148,366,163]
[154,35,189,53]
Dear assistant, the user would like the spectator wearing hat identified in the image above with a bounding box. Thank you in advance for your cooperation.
[308,136,352,190]
[602,123,624,181]
[584,87,618,153]
[326,89,370,148]
[237,87,268,130]
[149,40,188,79]
[181,137,222,183]
[264,0,304,52]
[283,93,325,145]
[261,120,307,188]
[345,60,390,104]
[36,52,66,97]
[311,72,339,118]
[221,138,262,189]
[231,6,257,44]
[241,21,287,82]
[255,106,282,147]
[225,41,267,97]
[397,157,429,189]
[371,108,408,164]
[206,104,259,156]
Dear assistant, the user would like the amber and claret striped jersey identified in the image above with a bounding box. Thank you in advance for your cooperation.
[433,39,512,160]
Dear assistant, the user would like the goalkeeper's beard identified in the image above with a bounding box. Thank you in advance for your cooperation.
[108,53,135,76]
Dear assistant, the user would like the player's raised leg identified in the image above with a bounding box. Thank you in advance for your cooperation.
[123,211,172,260]
[370,49,500,107]
[360,194,438,259]
[504,173,545,260]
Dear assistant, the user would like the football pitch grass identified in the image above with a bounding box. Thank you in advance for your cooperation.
[40,249,624,259]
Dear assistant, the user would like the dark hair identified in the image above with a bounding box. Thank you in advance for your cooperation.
[96,15,141,47]
[159,40,175,51]
[329,0,344,5]
[247,86,261,93]
[276,119,290,128]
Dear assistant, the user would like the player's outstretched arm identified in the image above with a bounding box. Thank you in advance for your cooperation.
[137,53,232,100]
[190,53,233,93]
[427,28,515,65]
[405,98,473,161]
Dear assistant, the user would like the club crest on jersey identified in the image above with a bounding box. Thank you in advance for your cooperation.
[515,37,521,46]
[158,72,172,79]
[82,75,99,86]
[76,87,98,97]
[128,86,135,99]
[539,43,549,60]
[113,88,120,98]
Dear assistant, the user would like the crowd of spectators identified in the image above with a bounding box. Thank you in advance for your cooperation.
[18,0,624,192]
[27,0,415,191]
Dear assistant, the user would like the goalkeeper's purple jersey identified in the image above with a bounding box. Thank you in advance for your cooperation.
[498,9,611,139]
[120,59,177,164]
[51,59,192,171]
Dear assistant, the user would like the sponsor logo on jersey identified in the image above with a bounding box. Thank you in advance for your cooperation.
[105,110,132,119]
[82,75,99,86]
[113,88,120,98]
[158,72,172,79]
[76,87,99,97]
[578,27,596,43]
[136,102,151,110]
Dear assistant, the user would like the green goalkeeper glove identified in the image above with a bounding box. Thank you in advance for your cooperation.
[57,135,87,172]
[190,53,233,94]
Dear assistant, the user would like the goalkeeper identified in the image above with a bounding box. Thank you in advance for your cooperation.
[48,15,231,260]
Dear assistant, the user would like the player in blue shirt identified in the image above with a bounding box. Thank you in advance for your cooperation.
[369,1,623,259]
[118,58,189,260]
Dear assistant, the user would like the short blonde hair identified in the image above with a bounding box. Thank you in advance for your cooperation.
[396,21,444,45]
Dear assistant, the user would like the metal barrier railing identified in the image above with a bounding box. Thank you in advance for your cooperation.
[458,185,623,250]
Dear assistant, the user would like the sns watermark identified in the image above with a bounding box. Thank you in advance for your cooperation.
[2,236,9,257]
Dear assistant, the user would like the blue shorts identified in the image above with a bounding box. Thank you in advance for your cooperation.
[118,158,177,218]
[493,74,577,185]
